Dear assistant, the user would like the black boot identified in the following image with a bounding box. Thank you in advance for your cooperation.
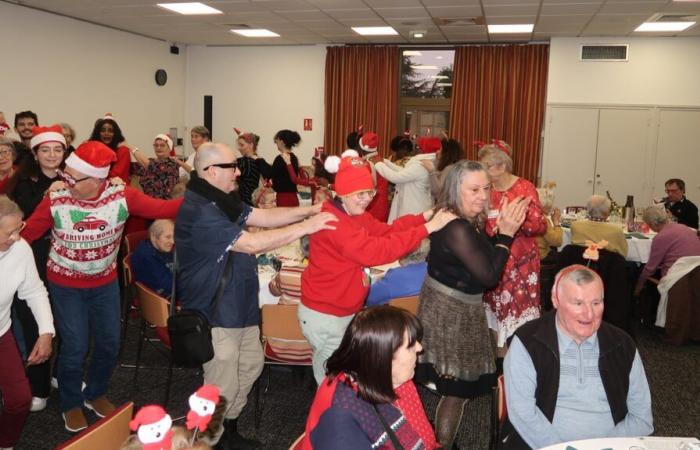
[216,418,262,450]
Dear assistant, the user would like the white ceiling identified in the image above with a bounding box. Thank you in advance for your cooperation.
[9,0,700,45]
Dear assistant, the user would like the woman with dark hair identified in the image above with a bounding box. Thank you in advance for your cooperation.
[302,305,438,450]
[88,114,131,182]
[236,130,273,206]
[389,134,414,167]
[272,129,302,207]
[422,138,465,199]
[415,160,529,448]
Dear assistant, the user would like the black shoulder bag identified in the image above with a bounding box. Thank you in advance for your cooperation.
[167,251,233,368]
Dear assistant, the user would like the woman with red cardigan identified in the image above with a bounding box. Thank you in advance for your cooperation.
[298,150,456,384]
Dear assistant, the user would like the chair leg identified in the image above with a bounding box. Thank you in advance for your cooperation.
[119,286,131,359]
[264,363,272,394]
[163,356,174,407]
[132,319,146,390]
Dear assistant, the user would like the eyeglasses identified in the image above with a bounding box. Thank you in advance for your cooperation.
[354,190,377,200]
[0,149,13,159]
[204,162,238,171]
[665,188,680,193]
[57,169,91,187]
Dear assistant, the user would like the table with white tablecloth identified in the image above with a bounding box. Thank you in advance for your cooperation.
[559,227,654,264]
[540,436,700,450]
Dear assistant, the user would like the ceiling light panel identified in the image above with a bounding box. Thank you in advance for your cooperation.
[351,26,398,35]
[231,28,281,37]
[157,2,222,15]
[488,24,534,33]
[634,21,696,31]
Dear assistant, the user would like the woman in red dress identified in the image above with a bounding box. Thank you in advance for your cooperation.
[479,140,546,356]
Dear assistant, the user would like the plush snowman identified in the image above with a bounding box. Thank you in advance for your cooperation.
[186,384,221,432]
[129,405,173,450]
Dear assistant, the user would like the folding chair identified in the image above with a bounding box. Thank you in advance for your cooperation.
[119,253,136,358]
[55,402,134,450]
[132,282,174,406]
[122,230,149,255]
[255,304,313,429]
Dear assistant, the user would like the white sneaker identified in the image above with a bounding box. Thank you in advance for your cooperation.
[30,397,47,412]
[51,378,86,391]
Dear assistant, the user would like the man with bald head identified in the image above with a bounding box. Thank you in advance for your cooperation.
[175,142,336,449]
[500,265,653,450]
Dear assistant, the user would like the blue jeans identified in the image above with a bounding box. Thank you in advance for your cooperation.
[49,280,120,412]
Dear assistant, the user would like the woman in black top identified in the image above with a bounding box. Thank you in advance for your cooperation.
[415,160,529,448]
[271,129,301,207]
[236,131,273,206]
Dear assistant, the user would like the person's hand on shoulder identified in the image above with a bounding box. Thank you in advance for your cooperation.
[551,207,562,226]
[425,208,458,234]
[304,211,337,234]
[281,152,292,164]
[420,159,435,173]
[47,180,67,193]
[109,177,125,186]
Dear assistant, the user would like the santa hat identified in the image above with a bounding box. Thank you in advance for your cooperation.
[30,125,66,149]
[418,136,441,154]
[359,132,378,153]
[0,122,10,135]
[154,133,175,156]
[65,141,117,179]
[130,405,170,432]
[324,150,373,196]
[102,112,117,122]
[193,384,220,404]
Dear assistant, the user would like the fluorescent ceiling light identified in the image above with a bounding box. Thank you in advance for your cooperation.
[403,51,422,56]
[634,21,695,32]
[411,65,439,70]
[435,56,444,60]
[157,2,222,15]
[430,75,449,79]
[488,24,534,34]
[352,26,398,36]
[231,29,280,37]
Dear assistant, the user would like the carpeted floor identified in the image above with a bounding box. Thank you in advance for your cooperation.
[17,322,700,450]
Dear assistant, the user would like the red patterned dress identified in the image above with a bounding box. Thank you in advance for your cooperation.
[484,177,546,347]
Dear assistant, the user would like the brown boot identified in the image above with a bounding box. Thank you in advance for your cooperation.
[63,407,88,433]
[84,396,116,418]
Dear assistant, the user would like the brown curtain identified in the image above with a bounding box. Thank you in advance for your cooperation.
[449,44,549,182]
[324,46,399,157]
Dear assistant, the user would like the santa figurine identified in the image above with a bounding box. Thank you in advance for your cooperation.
[129,405,173,450]
[186,384,221,432]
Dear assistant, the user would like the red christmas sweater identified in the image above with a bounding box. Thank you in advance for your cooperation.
[365,153,390,223]
[301,199,427,317]
[21,184,182,289]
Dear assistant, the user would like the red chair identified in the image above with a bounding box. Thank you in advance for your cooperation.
[55,402,134,450]
[123,230,148,255]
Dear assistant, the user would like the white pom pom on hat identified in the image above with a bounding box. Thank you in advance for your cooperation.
[324,155,341,174]
[341,149,359,158]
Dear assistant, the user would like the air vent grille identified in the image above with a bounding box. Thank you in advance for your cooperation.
[580,44,628,61]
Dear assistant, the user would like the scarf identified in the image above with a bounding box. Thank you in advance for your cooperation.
[186,171,243,223]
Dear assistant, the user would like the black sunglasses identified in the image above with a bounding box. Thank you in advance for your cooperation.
[204,162,238,171]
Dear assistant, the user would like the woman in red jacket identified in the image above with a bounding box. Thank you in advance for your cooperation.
[299,150,456,384]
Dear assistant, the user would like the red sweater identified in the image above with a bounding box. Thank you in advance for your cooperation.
[109,145,132,182]
[365,155,390,223]
[301,200,427,316]
[22,185,182,288]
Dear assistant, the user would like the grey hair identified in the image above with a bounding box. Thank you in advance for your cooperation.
[437,160,489,227]
[0,195,23,220]
[553,265,603,301]
[191,125,211,140]
[642,205,669,228]
[478,145,513,172]
[149,219,174,240]
[536,187,555,213]
[59,123,76,142]
[400,239,429,266]
[194,142,226,176]
[0,137,16,157]
[586,195,611,220]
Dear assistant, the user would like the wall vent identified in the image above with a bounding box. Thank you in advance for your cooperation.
[580,44,628,62]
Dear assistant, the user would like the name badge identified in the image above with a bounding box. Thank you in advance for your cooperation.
[487,209,500,219]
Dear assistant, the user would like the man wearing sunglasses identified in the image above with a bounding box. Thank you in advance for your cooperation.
[175,142,336,449]
[21,141,183,433]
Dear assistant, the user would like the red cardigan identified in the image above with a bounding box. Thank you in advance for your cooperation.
[301,200,427,316]
[22,185,182,288]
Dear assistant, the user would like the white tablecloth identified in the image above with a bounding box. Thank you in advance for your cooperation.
[540,436,699,450]
[560,227,653,263]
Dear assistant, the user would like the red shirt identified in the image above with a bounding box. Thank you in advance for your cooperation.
[301,200,427,316]
[22,185,182,288]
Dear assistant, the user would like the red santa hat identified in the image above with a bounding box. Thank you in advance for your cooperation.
[129,405,173,450]
[102,112,117,122]
[154,133,175,156]
[359,132,378,153]
[324,150,373,196]
[65,141,117,179]
[418,136,441,154]
[30,124,66,149]
[193,384,220,404]
[0,122,10,135]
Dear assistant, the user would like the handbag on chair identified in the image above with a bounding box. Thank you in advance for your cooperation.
[167,252,233,368]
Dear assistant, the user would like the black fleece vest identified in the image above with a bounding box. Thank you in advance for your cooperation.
[499,311,637,450]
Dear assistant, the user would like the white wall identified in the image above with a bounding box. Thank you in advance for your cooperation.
[547,37,700,107]
[0,2,186,156]
[184,45,326,163]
